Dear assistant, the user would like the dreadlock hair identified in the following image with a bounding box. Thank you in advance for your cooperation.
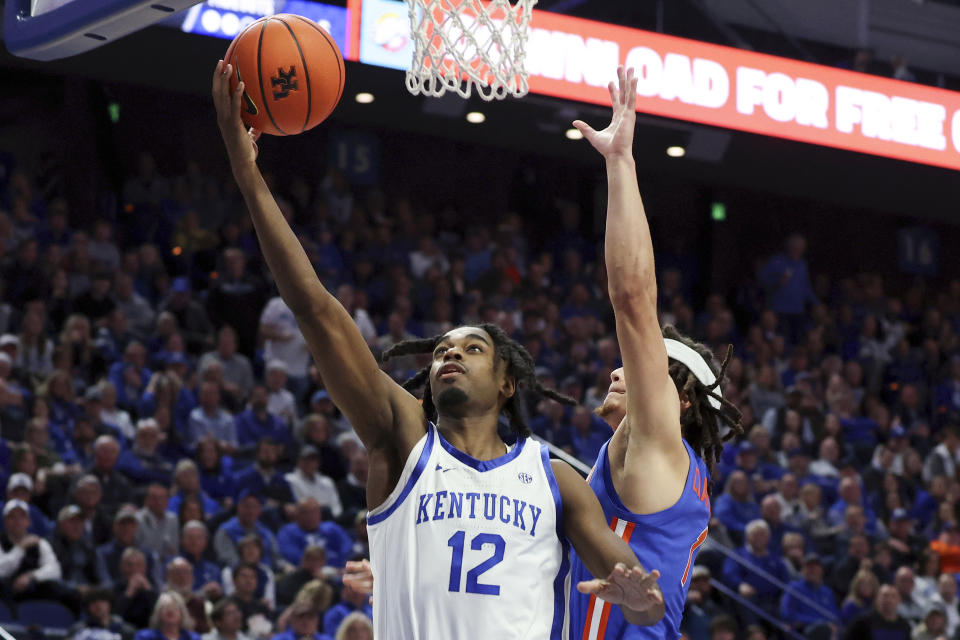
[382,323,576,437]
[662,325,743,490]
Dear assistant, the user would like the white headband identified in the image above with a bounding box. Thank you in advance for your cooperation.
[664,338,722,411]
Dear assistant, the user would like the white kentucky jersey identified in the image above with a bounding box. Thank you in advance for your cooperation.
[368,422,570,639]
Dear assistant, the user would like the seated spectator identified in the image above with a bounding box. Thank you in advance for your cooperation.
[912,602,949,640]
[203,597,254,640]
[810,437,841,478]
[333,612,373,640]
[780,553,839,637]
[199,326,255,404]
[168,460,221,518]
[74,473,114,545]
[86,434,134,516]
[223,534,276,610]
[323,579,372,636]
[134,590,200,640]
[930,573,960,637]
[188,381,237,452]
[164,558,213,634]
[840,569,879,625]
[114,547,160,629]
[235,384,289,453]
[829,477,879,535]
[707,614,739,640]
[136,483,181,561]
[108,341,152,414]
[3,472,53,537]
[265,360,298,426]
[894,566,925,626]
[231,563,274,635]
[721,519,790,617]
[285,445,343,520]
[300,413,348,482]
[680,565,724,640]
[278,498,352,569]
[760,494,795,557]
[886,508,923,569]
[713,471,761,544]
[196,437,235,502]
[829,533,871,599]
[529,398,573,453]
[233,437,294,511]
[0,499,66,606]
[97,506,161,589]
[50,504,99,590]
[70,587,137,640]
[214,490,280,570]
[271,600,328,640]
[179,520,222,591]
[117,417,174,486]
[780,532,806,580]
[276,546,327,609]
[569,405,608,464]
[844,584,912,639]
[797,482,830,539]
[23,416,65,474]
[101,381,136,442]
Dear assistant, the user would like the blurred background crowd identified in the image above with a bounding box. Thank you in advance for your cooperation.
[0,143,958,640]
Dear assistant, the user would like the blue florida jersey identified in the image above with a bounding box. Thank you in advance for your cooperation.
[569,438,711,640]
[367,422,571,639]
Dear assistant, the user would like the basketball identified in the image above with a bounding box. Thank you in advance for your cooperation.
[224,14,345,136]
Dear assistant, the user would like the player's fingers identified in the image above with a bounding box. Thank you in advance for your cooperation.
[571,120,597,140]
[248,126,261,142]
[624,68,635,105]
[607,81,620,106]
[231,79,244,120]
[576,579,606,595]
[628,75,638,106]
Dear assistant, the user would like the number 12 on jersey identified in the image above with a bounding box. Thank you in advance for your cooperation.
[447,531,505,595]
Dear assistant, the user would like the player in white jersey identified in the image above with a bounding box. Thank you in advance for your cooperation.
[213,61,664,639]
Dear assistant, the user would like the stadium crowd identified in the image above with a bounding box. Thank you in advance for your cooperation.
[0,152,958,640]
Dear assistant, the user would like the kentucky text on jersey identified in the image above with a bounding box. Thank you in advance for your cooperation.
[415,490,544,536]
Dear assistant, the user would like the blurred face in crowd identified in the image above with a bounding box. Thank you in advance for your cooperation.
[839,478,861,504]
[237,495,261,526]
[760,496,780,524]
[939,574,957,602]
[849,534,869,559]
[176,466,200,493]
[266,367,286,391]
[778,474,798,501]
[342,618,374,640]
[250,386,269,413]
[818,437,839,462]
[782,533,804,564]
[215,601,243,634]
[296,500,321,531]
[4,507,29,539]
[199,382,220,411]
[427,327,514,420]
[727,472,749,501]
[181,524,208,557]
[217,327,237,357]
[746,524,770,553]
[845,506,866,533]
[59,513,84,540]
[121,551,147,580]
[256,441,278,468]
[303,548,327,574]
[238,539,262,565]
[157,595,184,629]
[350,451,369,484]
[145,485,169,516]
[135,423,160,453]
[876,585,900,619]
[196,439,219,470]
[894,567,915,597]
[233,566,257,598]
[803,560,823,586]
[88,598,111,624]
[298,452,319,477]
[290,608,319,635]
[166,559,194,592]
[114,516,138,546]
[76,478,102,509]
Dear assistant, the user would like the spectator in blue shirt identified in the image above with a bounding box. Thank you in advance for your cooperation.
[569,406,608,465]
[196,437,234,502]
[322,583,372,636]
[168,459,221,518]
[758,234,817,343]
[270,600,330,640]
[108,341,152,414]
[840,569,878,624]
[4,472,53,537]
[116,418,173,486]
[722,519,791,617]
[179,521,222,593]
[829,476,879,535]
[234,384,290,453]
[233,437,295,531]
[214,491,280,570]
[134,591,199,640]
[713,471,762,544]
[277,498,352,568]
[188,381,236,452]
[780,553,840,636]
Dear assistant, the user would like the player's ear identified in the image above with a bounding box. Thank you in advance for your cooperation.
[679,390,692,412]
[499,372,516,400]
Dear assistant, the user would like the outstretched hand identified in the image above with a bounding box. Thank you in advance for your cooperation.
[572,65,638,160]
[212,59,261,169]
[577,562,663,613]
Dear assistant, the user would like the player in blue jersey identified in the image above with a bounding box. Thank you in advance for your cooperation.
[213,60,665,638]
[567,67,745,640]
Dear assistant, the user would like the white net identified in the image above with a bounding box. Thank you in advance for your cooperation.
[405,0,538,101]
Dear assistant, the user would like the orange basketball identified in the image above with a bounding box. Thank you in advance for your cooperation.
[224,14,345,136]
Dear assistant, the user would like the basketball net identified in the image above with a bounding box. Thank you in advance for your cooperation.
[405,0,537,101]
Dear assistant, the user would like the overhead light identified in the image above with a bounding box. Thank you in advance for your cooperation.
[466,111,486,124]
[565,128,583,140]
[355,92,375,104]
[666,145,686,158]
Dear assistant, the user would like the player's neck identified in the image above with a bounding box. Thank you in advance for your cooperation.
[437,415,506,461]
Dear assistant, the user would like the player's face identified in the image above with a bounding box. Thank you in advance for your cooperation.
[594,367,626,427]
[429,327,512,416]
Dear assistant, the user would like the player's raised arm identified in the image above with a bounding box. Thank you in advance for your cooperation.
[553,461,665,626]
[572,68,685,475]
[212,61,424,457]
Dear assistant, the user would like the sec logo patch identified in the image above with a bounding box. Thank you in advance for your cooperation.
[518,472,533,484]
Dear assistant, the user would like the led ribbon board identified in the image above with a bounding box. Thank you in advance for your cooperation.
[348,0,960,172]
